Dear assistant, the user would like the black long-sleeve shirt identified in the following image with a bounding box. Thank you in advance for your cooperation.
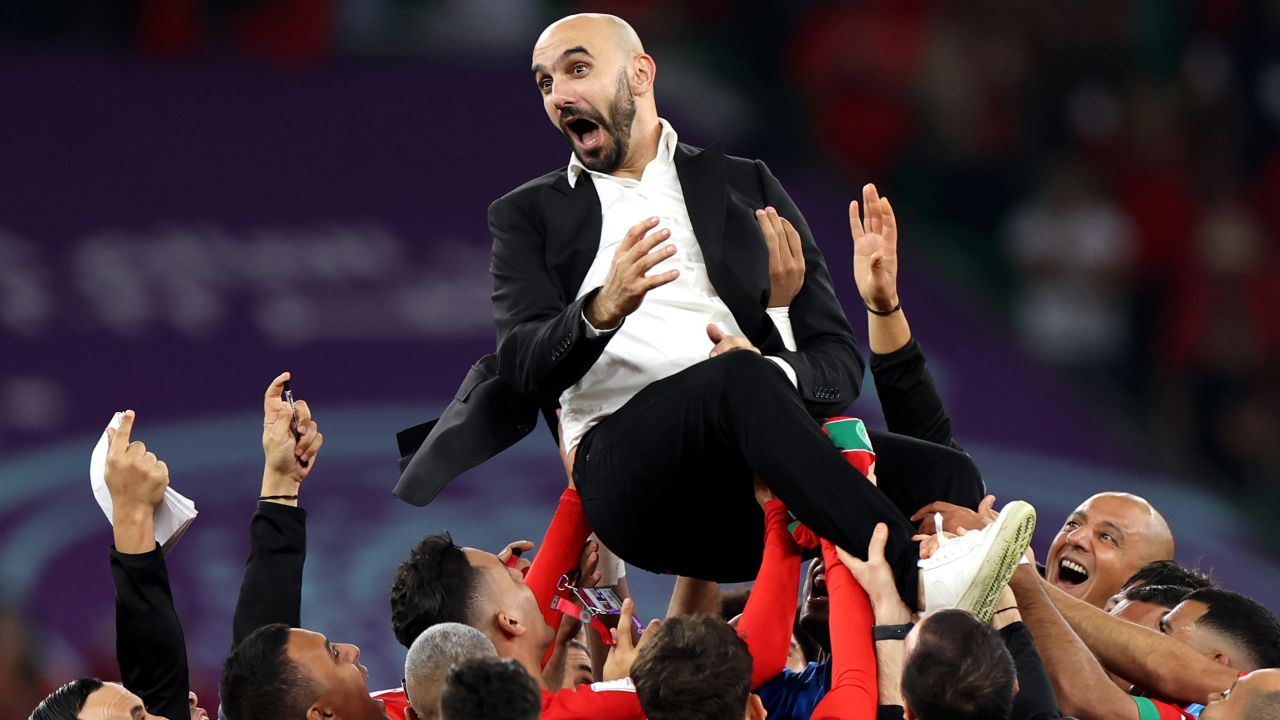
[111,545,191,720]
[1002,621,1063,720]
[869,339,960,451]
[231,502,307,650]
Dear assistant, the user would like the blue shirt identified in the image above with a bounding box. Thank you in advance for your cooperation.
[755,659,831,720]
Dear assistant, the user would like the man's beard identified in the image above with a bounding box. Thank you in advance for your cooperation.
[563,71,636,174]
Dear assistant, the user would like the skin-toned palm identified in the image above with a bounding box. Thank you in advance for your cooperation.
[603,599,661,681]
[261,372,323,491]
[105,410,169,516]
[836,524,913,624]
[849,183,899,312]
[585,217,680,329]
[759,207,805,307]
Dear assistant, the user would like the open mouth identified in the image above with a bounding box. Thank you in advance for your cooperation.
[1056,558,1090,588]
[564,116,604,151]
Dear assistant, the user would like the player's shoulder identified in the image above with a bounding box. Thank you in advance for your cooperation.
[542,679,642,720]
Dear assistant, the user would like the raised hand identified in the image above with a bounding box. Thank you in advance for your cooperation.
[706,323,760,358]
[105,410,169,553]
[585,217,680,329]
[497,540,535,575]
[850,183,899,313]
[758,207,806,307]
[603,599,661,681]
[836,523,912,624]
[261,372,323,504]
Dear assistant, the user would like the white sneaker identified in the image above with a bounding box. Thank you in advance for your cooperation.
[918,500,1037,622]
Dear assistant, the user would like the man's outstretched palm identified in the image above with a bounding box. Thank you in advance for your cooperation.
[850,183,899,312]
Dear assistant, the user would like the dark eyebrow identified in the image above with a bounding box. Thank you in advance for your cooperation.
[532,46,595,74]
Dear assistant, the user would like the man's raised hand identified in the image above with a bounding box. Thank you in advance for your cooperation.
[836,523,912,624]
[603,598,661,681]
[261,372,323,504]
[584,217,679,329]
[850,183,900,313]
[758,207,805,307]
[911,495,998,535]
[105,410,169,553]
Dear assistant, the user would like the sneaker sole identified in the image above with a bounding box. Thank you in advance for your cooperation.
[956,501,1037,622]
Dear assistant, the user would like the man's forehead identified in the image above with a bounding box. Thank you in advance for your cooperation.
[462,547,501,568]
[1166,598,1209,626]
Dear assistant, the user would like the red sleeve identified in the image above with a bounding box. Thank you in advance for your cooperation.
[523,488,592,665]
[737,499,802,689]
[543,682,644,720]
[811,539,877,720]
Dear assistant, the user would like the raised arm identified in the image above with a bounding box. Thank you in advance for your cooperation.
[106,411,192,720]
[231,372,324,648]
[837,523,911,715]
[1009,564,1138,720]
[811,539,878,720]
[736,480,803,689]
[850,185,956,448]
[991,582,1062,720]
[757,161,865,416]
[1043,574,1239,705]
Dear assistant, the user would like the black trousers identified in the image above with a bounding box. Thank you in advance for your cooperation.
[574,351,984,605]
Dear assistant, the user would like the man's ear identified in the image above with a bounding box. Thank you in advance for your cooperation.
[745,693,767,720]
[496,609,528,640]
[630,53,656,96]
[1210,650,1231,667]
[307,703,333,720]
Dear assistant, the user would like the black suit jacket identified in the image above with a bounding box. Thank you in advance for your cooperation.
[394,142,863,506]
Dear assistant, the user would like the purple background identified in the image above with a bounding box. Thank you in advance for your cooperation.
[2,51,1276,702]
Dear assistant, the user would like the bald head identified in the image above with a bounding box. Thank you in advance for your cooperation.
[536,14,643,61]
[1046,492,1176,608]
[405,623,497,720]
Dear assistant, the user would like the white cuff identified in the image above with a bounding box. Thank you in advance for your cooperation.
[582,310,621,338]
[765,356,799,389]
[766,307,797,351]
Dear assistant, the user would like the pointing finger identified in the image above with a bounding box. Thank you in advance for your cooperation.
[265,372,290,403]
[110,410,136,454]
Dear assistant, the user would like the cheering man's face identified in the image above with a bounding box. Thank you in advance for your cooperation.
[1044,493,1173,608]
[532,16,640,174]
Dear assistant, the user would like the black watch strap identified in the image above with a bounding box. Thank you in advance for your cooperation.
[873,623,914,641]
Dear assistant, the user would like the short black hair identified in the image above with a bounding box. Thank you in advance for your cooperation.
[1124,584,1192,609]
[30,678,103,720]
[220,624,318,720]
[902,610,1016,720]
[440,657,541,720]
[1120,560,1214,594]
[391,532,480,648]
[631,615,753,720]
[1184,587,1280,671]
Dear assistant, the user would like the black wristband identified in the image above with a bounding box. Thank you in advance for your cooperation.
[873,623,914,641]
[865,301,902,316]
[260,494,298,501]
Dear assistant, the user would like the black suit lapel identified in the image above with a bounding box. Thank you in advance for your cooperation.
[544,171,603,302]
[675,143,774,346]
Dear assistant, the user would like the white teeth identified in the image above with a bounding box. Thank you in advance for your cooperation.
[1061,559,1088,576]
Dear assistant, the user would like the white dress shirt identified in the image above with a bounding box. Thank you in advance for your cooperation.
[558,119,797,453]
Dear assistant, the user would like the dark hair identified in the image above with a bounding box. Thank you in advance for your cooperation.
[902,610,1016,720]
[631,615,753,720]
[718,588,750,622]
[1184,587,1280,671]
[1120,561,1214,594]
[1124,584,1192,609]
[219,624,318,720]
[30,678,103,720]
[440,658,541,720]
[391,532,480,648]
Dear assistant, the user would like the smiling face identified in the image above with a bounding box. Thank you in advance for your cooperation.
[531,15,652,175]
[1200,669,1280,720]
[286,629,389,720]
[1045,493,1174,608]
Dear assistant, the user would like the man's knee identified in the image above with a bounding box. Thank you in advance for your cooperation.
[711,349,787,387]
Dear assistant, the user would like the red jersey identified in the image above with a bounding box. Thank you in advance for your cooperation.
[370,688,410,720]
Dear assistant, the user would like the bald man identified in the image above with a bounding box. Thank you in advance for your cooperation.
[1043,492,1175,608]
[399,12,1031,620]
